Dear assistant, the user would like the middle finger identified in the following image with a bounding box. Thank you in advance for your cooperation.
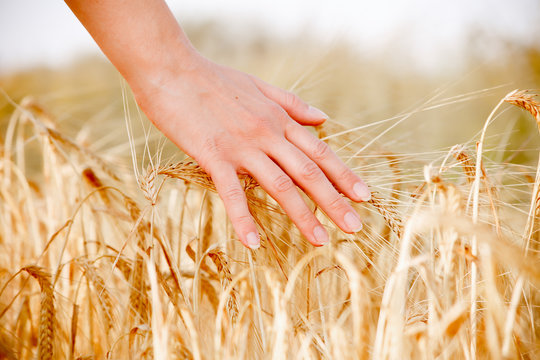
[267,140,363,233]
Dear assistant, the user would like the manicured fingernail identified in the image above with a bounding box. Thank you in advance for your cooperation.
[313,225,329,245]
[344,211,363,232]
[353,182,371,201]
[307,105,329,120]
[246,232,260,249]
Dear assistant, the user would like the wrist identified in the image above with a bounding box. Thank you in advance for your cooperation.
[125,36,203,96]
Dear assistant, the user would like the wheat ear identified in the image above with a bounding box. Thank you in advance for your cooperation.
[22,266,54,360]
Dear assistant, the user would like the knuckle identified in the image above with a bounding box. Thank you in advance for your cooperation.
[284,120,297,134]
[327,195,347,212]
[311,139,330,161]
[197,155,213,174]
[300,161,322,181]
[220,186,245,203]
[248,116,268,130]
[243,104,288,140]
[265,104,290,128]
[272,174,295,193]
[338,166,355,182]
[297,208,315,224]
[284,91,302,109]
[202,136,222,154]
[269,102,286,116]
[232,213,253,226]
[198,137,224,169]
[244,116,274,139]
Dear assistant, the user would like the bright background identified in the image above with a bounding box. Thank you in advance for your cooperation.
[1,0,539,74]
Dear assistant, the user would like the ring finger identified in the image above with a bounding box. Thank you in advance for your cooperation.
[242,151,329,246]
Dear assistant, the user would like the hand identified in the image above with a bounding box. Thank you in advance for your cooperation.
[132,53,371,249]
[64,0,370,249]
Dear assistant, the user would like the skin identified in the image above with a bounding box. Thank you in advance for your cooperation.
[65,0,371,249]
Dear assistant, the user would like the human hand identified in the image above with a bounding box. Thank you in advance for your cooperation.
[132,52,371,249]
[64,0,369,249]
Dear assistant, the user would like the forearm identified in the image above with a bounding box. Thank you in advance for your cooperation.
[65,0,197,88]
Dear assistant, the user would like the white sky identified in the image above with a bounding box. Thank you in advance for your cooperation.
[0,0,539,74]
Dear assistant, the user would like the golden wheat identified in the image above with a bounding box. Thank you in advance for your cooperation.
[0,57,539,359]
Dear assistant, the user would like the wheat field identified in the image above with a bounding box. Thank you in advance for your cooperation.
[0,30,540,359]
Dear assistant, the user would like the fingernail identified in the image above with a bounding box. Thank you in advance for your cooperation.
[307,105,329,120]
[313,225,329,245]
[353,182,371,202]
[246,232,260,249]
[344,211,363,232]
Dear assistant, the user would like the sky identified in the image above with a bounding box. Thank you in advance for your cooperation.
[0,0,539,74]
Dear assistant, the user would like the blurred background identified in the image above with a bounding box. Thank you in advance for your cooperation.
[1,0,540,164]
[2,0,540,73]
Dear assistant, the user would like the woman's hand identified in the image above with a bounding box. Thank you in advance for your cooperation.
[132,53,371,249]
[65,0,370,249]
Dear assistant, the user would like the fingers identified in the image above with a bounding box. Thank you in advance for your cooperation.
[268,141,363,234]
[209,161,260,249]
[250,76,328,126]
[243,152,330,246]
[285,122,371,202]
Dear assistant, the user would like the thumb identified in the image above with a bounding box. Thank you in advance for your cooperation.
[250,76,329,125]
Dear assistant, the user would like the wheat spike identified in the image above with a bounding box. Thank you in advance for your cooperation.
[368,192,403,238]
[156,160,258,193]
[22,266,54,360]
[201,192,214,254]
[208,249,239,324]
[451,145,476,184]
[138,165,158,205]
[504,90,540,129]
[77,260,114,331]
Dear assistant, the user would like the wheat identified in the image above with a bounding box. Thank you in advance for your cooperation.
[208,249,239,324]
[504,90,540,128]
[451,145,476,184]
[2,53,540,359]
[77,260,115,331]
[156,161,259,193]
[22,266,54,360]
[368,192,403,238]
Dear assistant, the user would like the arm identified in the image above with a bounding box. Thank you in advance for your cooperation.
[65,0,371,249]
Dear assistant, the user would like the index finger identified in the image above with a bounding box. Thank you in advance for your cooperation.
[209,161,261,249]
